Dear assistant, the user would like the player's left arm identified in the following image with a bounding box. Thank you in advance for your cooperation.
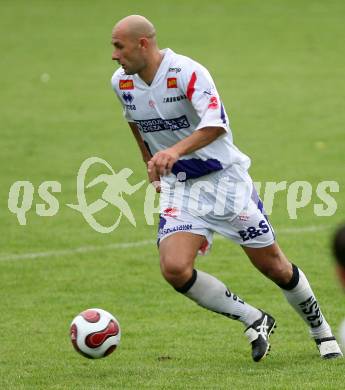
[147,126,225,176]
[148,64,228,176]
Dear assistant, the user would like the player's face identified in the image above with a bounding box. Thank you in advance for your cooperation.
[111,30,146,75]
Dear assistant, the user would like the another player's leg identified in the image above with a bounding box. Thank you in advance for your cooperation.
[159,231,275,362]
[243,242,343,359]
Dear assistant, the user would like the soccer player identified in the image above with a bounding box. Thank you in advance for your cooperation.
[110,15,342,361]
[333,224,345,288]
[333,224,345,352]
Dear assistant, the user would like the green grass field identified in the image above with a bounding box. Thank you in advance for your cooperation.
[0,1,344,388]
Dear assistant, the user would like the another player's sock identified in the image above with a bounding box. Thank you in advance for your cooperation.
[175,269,261,327]
[278,264,332,339]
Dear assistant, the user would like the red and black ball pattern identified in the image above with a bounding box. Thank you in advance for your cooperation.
[70,308,121,359]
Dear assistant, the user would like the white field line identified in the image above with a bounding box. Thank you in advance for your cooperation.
[0,224,332,262]
[0,240,155,262]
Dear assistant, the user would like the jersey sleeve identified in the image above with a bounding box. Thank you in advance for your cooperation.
[180,64,229,132]
[110,74,135,123]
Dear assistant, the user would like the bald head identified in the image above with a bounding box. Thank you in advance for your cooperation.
[113,15,156,41]
[111,15,162,81]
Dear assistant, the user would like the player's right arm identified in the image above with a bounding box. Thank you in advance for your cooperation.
[128,122,151,164]
[111,70,161,192]
[128,122,161,192]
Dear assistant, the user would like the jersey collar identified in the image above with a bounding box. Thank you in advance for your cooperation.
[134,48,174,88]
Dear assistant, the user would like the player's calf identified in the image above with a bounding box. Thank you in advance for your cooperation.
[173,268,277,361]
[243,243,293,285]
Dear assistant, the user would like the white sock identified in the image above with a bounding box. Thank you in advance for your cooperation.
[280,265,332,339]
[177,269,261,327]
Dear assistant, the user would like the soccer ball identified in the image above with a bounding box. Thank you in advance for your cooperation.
[70,308,121,358]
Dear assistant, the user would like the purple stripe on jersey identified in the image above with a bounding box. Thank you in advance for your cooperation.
[251,185,276,240]
[172,158,223,181]
[158,215,167,231]
[251,185,264,213]
[220,103,226,124]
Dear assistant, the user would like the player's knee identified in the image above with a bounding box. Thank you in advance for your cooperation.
[260,253,292,284]
[160,254,193,288]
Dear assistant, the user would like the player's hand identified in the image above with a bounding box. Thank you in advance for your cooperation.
[147,148,180,177]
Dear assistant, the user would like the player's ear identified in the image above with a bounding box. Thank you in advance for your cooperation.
[139,37,149,49]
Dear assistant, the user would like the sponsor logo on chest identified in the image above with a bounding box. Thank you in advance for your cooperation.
[121,91,136,110]
[135,115,190,133]
[168,67,182,73]
[167,77,177,88]
[119,79,134,90]
[163,94,187,103]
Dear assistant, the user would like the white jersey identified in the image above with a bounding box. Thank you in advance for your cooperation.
[111,48,251,182]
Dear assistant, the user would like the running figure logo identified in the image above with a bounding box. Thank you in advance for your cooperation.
[67,157,145,233]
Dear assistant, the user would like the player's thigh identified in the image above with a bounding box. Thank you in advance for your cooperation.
[159,232,205,277]
[211,197,276,249]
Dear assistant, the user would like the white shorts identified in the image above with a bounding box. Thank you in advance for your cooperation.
[157,165,275,254]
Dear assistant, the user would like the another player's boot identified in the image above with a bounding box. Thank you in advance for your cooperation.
[244,311,276,362]
[315,336,343,359]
